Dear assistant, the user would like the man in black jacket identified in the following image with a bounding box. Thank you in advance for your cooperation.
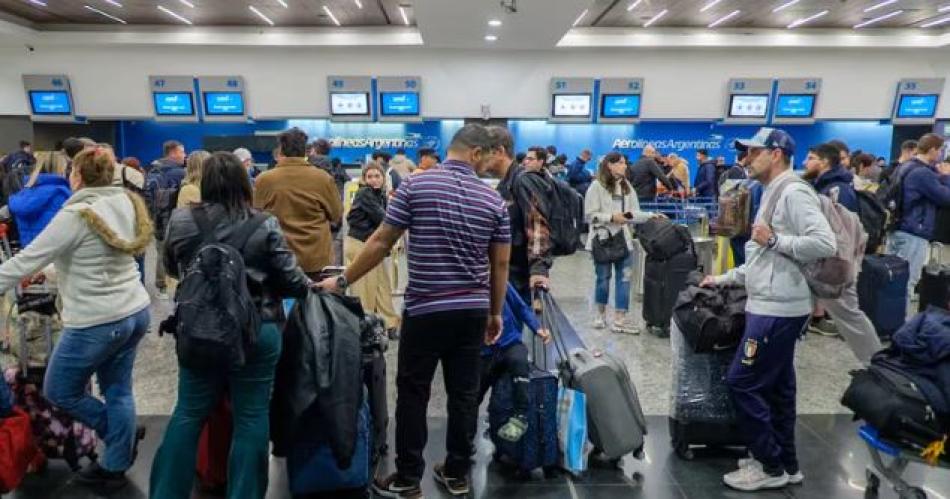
[627,145,675,201]
[487,127,554,300]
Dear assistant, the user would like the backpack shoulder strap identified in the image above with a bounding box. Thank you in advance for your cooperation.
[230,212,269,252]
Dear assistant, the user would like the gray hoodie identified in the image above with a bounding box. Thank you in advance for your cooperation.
[713,169,836,317]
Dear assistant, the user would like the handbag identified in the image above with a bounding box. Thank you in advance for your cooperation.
[591,195,630,264]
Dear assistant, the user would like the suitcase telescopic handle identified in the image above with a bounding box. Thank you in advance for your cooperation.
[534,288,574,376]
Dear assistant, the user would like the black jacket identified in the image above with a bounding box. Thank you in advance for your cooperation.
[163,204,310,322]
[346,185,386,242]
[627,156,674,200]
[497,162,554,289]
[309,154,349,199]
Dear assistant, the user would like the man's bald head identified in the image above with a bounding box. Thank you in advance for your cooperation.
[643,145,657,158]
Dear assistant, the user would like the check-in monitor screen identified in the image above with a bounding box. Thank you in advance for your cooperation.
[552,94,592,118]
[29,90,72,115]
[774,94,816,118]
[203,92,245,115]
[331,92,370,116]
[380,92,420,116]
[153,92,195,116]
[600,94,641,118]
[728,94,769,118]
[896,94,938,118]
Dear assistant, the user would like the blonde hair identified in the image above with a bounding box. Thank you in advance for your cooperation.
[25,151,68,188]
[361,162,385,185]
[184,150,211,187]
[72,147,116,188]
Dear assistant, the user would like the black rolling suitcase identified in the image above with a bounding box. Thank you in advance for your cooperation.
[668,321,744,460]
[643,250,696,337]
[918,243,949,312]
[360,314,389,462]
[858,254,910,339]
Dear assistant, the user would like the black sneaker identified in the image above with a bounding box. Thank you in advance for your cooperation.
[433,463,470,496]
[73,462,128,492]
[372,473,423,498]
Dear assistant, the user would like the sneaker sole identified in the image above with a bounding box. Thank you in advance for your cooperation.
[788,473,804,485]
[433,473,470,496]
[723,476,790,491]
[371,484,424,499]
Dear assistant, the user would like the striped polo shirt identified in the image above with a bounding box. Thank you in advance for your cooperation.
[384,160,511,317]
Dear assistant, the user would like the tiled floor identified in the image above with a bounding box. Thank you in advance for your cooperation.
[7,414,950,498]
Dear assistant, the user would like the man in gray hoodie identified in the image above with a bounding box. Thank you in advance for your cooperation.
[701,128,836,492]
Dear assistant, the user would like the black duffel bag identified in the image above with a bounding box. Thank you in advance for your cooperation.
[672,272,747,353]
[591,229,629,264]
[841,361,947,450]
[635,217,691,261]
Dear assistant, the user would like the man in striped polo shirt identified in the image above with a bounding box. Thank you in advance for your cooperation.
[318,124,511,498]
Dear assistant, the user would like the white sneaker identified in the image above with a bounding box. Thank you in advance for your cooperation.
[593,315,607,329]
[723,465,789,491]
[737,458,804,485]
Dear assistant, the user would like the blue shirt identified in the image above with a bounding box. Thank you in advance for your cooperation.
[384,160,511,316]
[482,282,541,356]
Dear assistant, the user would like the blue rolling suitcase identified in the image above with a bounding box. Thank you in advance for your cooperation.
[487,367,559,474]
[287,398,373,497]
[857,255,909,339]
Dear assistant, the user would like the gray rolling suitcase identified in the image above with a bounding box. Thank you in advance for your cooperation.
[563,348,647,461]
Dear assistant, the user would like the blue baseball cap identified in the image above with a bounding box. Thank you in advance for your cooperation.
[734,127,796,158]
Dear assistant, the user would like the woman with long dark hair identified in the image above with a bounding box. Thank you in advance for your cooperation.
[150,152,312,498]
[584,152,653,334]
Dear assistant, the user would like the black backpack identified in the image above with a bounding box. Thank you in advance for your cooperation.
[515,172,583,257]
[635,217,692,261]
[145,165,182,238]
[856,190,887,254]
[878,162,925,232]
[170,207,267,371]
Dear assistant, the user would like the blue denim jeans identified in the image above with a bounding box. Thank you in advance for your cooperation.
[594,252,634,311]
[44,307,150,472]
[886,230,930,302]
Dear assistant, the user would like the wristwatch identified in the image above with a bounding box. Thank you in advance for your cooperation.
[767,235,778,250]
[335,274,349,291]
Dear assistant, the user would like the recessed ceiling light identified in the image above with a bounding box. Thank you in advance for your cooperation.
[643,9,667,27]
[85,5,126,23]
[354,0,362,8]
[178,0,194,7]
[573,8,588,27]
[787,9,828,29]
[157,5,192,24]
[921,14,950,27]
[864,0,899,13]
[626,0,642,12]
[399,6,410,25]
[772,0,799,13]
[700,0,724,13]
[27,0,47,6]
[488,19,502,27]
[103,0,123,7]
[322,5,341,25]
[854,9,903,28]
[249,5,274,25]
[708,9,741,28]
[485,34,498,41]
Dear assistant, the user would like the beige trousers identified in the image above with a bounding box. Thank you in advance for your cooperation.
[344,236,401,330]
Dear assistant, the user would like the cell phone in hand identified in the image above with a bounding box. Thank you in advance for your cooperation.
[623,212,634,220]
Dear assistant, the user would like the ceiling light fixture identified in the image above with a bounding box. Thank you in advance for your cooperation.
[85,5,126,22]
[103,0,123,7]
[921,14,950,27]
[323,5,341,25]
[276,0,287,7]
[27,0,47,6]
[626,0,642,12]
[708,9,741,28]
[249,5,274,25]
[787,9,828,28]
[643,9,667,27]
[772,0,799,13]
[700,0,724,13]
[178,0,194,7]
[485,34,498,41]
[940,4,950,12]
[573,8,589,27]
[354,0,362,8]
[864,0,899,12]
[488,19,502,27]
[854,9,903,28]
[398,5,409,25]
[157,5,193,24]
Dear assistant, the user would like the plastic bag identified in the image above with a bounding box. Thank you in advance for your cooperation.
[557,385,589,475]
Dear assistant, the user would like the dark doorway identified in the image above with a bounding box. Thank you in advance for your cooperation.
[891,125,932,162]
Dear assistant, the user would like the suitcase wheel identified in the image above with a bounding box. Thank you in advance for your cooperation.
[674,441,694,461]
[864,470,879,499]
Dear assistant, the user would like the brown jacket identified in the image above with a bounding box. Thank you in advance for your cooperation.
[253,157,342,273]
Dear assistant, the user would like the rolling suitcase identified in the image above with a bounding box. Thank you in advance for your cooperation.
[0,407,40,493]
[857,254,910,339]
[918,243,949,312]
[287,396,373,497]
[561,348,647,461]
[487,367,559,474]
[644,250,697,337]
[668,321,743,460]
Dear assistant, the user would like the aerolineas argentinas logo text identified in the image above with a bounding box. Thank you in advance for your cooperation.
[612,138,723,152]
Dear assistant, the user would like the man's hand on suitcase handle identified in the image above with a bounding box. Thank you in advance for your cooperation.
[699,275,717,288]
[536,328,552,345]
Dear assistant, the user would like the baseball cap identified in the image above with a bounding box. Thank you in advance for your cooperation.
[734,127,796,158]
[233,147,253,163]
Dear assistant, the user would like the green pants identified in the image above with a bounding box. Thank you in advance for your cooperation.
[149,322,282,499]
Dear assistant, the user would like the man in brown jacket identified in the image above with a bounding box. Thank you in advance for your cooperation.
[254,128,343,275]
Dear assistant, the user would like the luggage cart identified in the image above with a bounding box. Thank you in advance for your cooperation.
[859,425,948,499]
[639,196,718,238]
